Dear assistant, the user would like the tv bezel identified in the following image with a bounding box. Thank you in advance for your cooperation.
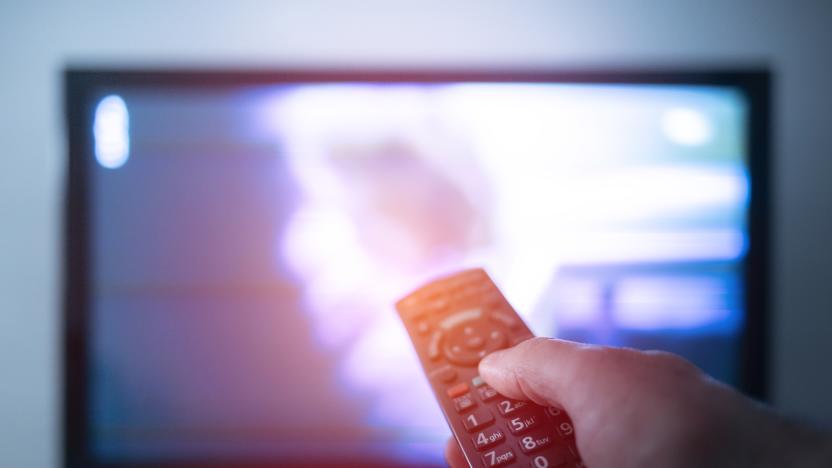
[63,67,772,468]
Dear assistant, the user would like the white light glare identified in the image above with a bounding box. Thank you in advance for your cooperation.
[94,95,130,169]
[662,107,713,146]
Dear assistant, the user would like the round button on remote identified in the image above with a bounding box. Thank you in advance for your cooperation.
[465,336,485,349]
[442,320,508,366]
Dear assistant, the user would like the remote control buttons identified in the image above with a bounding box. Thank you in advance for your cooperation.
[416,320,430,334]
[442,321,508,366]
[396,290,451,322]
[490,311,521,329]
[472,427,505,450]
[424,297,450,315]
[477,384,499,402]
[481,447,515,467]
[453,394,476,413]
[447,383,469,398]
[555,420,575,438]
[471,375,485,387]
[444,345,480,365]
[464,335,485,349]
[427,331,443,361]
[528,447,575,468]
[462,408,494,432]
[545,406,563,418]
[507,411,544,435]
[518,431,554,454]
[497,399,528,416]
[429,366,456,383]
[439,309,483,330]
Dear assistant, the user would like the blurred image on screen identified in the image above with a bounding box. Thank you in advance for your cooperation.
[88,82,748,464]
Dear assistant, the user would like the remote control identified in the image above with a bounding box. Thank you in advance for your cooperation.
[396,268,584,468]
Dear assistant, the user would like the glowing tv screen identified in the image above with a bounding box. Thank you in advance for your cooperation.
[64,70,769,467]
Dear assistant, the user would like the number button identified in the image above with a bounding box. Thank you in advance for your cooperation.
[508,411,543,435]
[463,408,495,432]
[527,447,575,468]
[472,427,505,451]
[481,447,515,467]
[453,394,476,413]
[556,421,575,438]
[497,399,527,416]
[518,431,554,454]
[545,406,562,418]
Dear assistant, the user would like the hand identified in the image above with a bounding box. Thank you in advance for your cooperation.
[445,338,832,468]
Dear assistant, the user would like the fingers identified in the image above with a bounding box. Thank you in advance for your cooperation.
[478,337,663,416]
[478,338,589,409]
[477,338,724,468]
[444,437,468,468]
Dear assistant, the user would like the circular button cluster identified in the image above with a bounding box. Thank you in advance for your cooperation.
[442,318,508,366]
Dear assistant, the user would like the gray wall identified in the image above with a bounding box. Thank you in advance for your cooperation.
[1,1,831,467]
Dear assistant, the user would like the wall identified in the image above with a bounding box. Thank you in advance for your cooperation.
[1,1,831,467]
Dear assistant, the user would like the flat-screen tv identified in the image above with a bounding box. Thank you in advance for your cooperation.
[64,68,770,467]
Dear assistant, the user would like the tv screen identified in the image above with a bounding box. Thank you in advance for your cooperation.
[65,70,769,467]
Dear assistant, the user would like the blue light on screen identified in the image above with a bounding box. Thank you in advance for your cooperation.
[89,82,748,464]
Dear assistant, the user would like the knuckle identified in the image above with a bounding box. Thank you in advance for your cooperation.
[523,336,552,350]
[577,344,630,368]
[644,350,701,377]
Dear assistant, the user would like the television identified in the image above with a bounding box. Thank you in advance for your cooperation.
[64,68,771,467]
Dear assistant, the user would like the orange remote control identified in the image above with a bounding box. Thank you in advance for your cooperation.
[396,268,584,468]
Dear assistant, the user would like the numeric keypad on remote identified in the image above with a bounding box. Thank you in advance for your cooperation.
[396,268,583,467]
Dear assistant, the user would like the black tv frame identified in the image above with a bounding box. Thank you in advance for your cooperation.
[63,67,772,468]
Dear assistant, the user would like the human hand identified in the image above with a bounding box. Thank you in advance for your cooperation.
[445,338,831,468]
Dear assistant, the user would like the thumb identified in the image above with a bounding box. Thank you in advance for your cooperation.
[479,338,743,468]
[478,338,599,413]
[478,337,688,420]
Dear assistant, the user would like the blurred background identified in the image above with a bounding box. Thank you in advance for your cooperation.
[1,1,832,467]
